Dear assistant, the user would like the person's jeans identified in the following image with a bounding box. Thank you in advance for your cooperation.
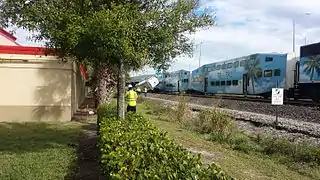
[127,105,136,112]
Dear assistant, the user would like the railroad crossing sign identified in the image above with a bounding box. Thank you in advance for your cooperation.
[271,88,284,105]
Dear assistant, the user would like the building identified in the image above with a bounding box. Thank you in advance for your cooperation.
[0,29,87,122]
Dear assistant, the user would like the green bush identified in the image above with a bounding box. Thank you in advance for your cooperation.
[176,96,190,123]
[197,109,235,135]
[97,104,117,131]
[98,110,233,179]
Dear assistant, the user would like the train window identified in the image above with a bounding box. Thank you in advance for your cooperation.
[221,81,226,86]
[226,80,232,86]
[265,57,273,62]
[212,66,216,71]
[240,60,245,67]
[216,65,221,70]
[184,72,188,75]
[216,81,220,86]
[227,63,233,69]
[264,70,272,77]
[274,69,281,76]
[233,61,239,68]
[210,81,215,86]
[222,64,227,69]
[232,80,238,85]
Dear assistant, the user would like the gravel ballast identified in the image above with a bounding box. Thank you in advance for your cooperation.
[149,93,320,124]
[145,96,320,145]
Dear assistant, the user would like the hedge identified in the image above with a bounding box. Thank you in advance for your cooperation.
[98,105,234,179]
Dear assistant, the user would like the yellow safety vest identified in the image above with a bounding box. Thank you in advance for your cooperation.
[126,90,138,106]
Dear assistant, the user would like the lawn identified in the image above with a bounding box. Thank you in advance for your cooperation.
[0,121,84,180]
[137,99,320,180]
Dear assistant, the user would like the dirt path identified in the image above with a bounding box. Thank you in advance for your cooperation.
[67,122,105,180]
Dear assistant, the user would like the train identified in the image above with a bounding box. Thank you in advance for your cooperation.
[130,42,320,102]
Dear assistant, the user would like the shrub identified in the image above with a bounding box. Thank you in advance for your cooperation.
[197,109,235,135]
[98,110,233,179]
[259,136,320,165]
[175,96,190,123]
[97,104,117,131]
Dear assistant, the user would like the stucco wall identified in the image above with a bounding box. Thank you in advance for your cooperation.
[0,35,18,46]
[0,54,85,122]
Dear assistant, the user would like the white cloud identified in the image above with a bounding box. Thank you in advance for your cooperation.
[9,0,320,76]
[133,0,320,76]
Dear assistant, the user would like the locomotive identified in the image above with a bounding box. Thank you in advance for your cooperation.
[131,42,320,102]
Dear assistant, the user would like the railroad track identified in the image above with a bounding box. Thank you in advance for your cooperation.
[150,92,320,107]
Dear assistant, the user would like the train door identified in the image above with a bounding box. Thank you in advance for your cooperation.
[242,74,248,95]
[204,77,208,93]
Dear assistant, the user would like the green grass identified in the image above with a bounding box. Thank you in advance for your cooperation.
[137,99,320,180]
[0,121,83,180]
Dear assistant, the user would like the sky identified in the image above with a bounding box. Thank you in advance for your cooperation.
[10,0,320,76]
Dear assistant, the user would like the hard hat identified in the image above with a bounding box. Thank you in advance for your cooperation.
[128,84,133,88]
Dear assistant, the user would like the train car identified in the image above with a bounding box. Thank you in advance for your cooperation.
[162,69,190,92]
[153,71,165,92]
[191,53,288,96]
[190,66,206,93]
[290,42,320,101]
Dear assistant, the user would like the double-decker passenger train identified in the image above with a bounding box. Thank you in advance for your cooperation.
[130,42,320,101]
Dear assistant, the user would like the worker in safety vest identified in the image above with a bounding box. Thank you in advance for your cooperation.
[144,87,148,97]
[125,84,138,113]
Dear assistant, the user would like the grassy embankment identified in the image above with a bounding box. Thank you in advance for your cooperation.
[0,120,98,180]
[137,96,320,180]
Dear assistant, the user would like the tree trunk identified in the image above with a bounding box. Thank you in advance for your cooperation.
[117,59,126,119]
[95,63,117,107]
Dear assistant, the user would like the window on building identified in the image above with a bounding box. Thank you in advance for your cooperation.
[232,80,238,85]
[233,61,239,68]
[274,69,281,76]
[221,81,226,86]
[226,80,232,86]
[227,63,233,69]
[264,70,272,77]
[240,60,245,67]
[265,57,273,62]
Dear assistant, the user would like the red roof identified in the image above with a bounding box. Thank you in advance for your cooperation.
[0,45,54,55]
[0,28,89,80]
[0,28,20,46]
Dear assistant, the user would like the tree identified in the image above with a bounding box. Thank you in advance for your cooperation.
[0,0,215,119]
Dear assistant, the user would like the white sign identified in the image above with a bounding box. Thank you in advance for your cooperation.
[272,88,284,105]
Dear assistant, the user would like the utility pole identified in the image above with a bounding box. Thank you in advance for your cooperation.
[293,19,295,53]
[293,12,311,52]
[198,41,203,68]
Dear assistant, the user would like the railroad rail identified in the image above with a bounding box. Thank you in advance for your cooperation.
[150,92,320,107]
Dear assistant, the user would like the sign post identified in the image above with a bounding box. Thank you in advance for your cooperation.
[271,87,284,126]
